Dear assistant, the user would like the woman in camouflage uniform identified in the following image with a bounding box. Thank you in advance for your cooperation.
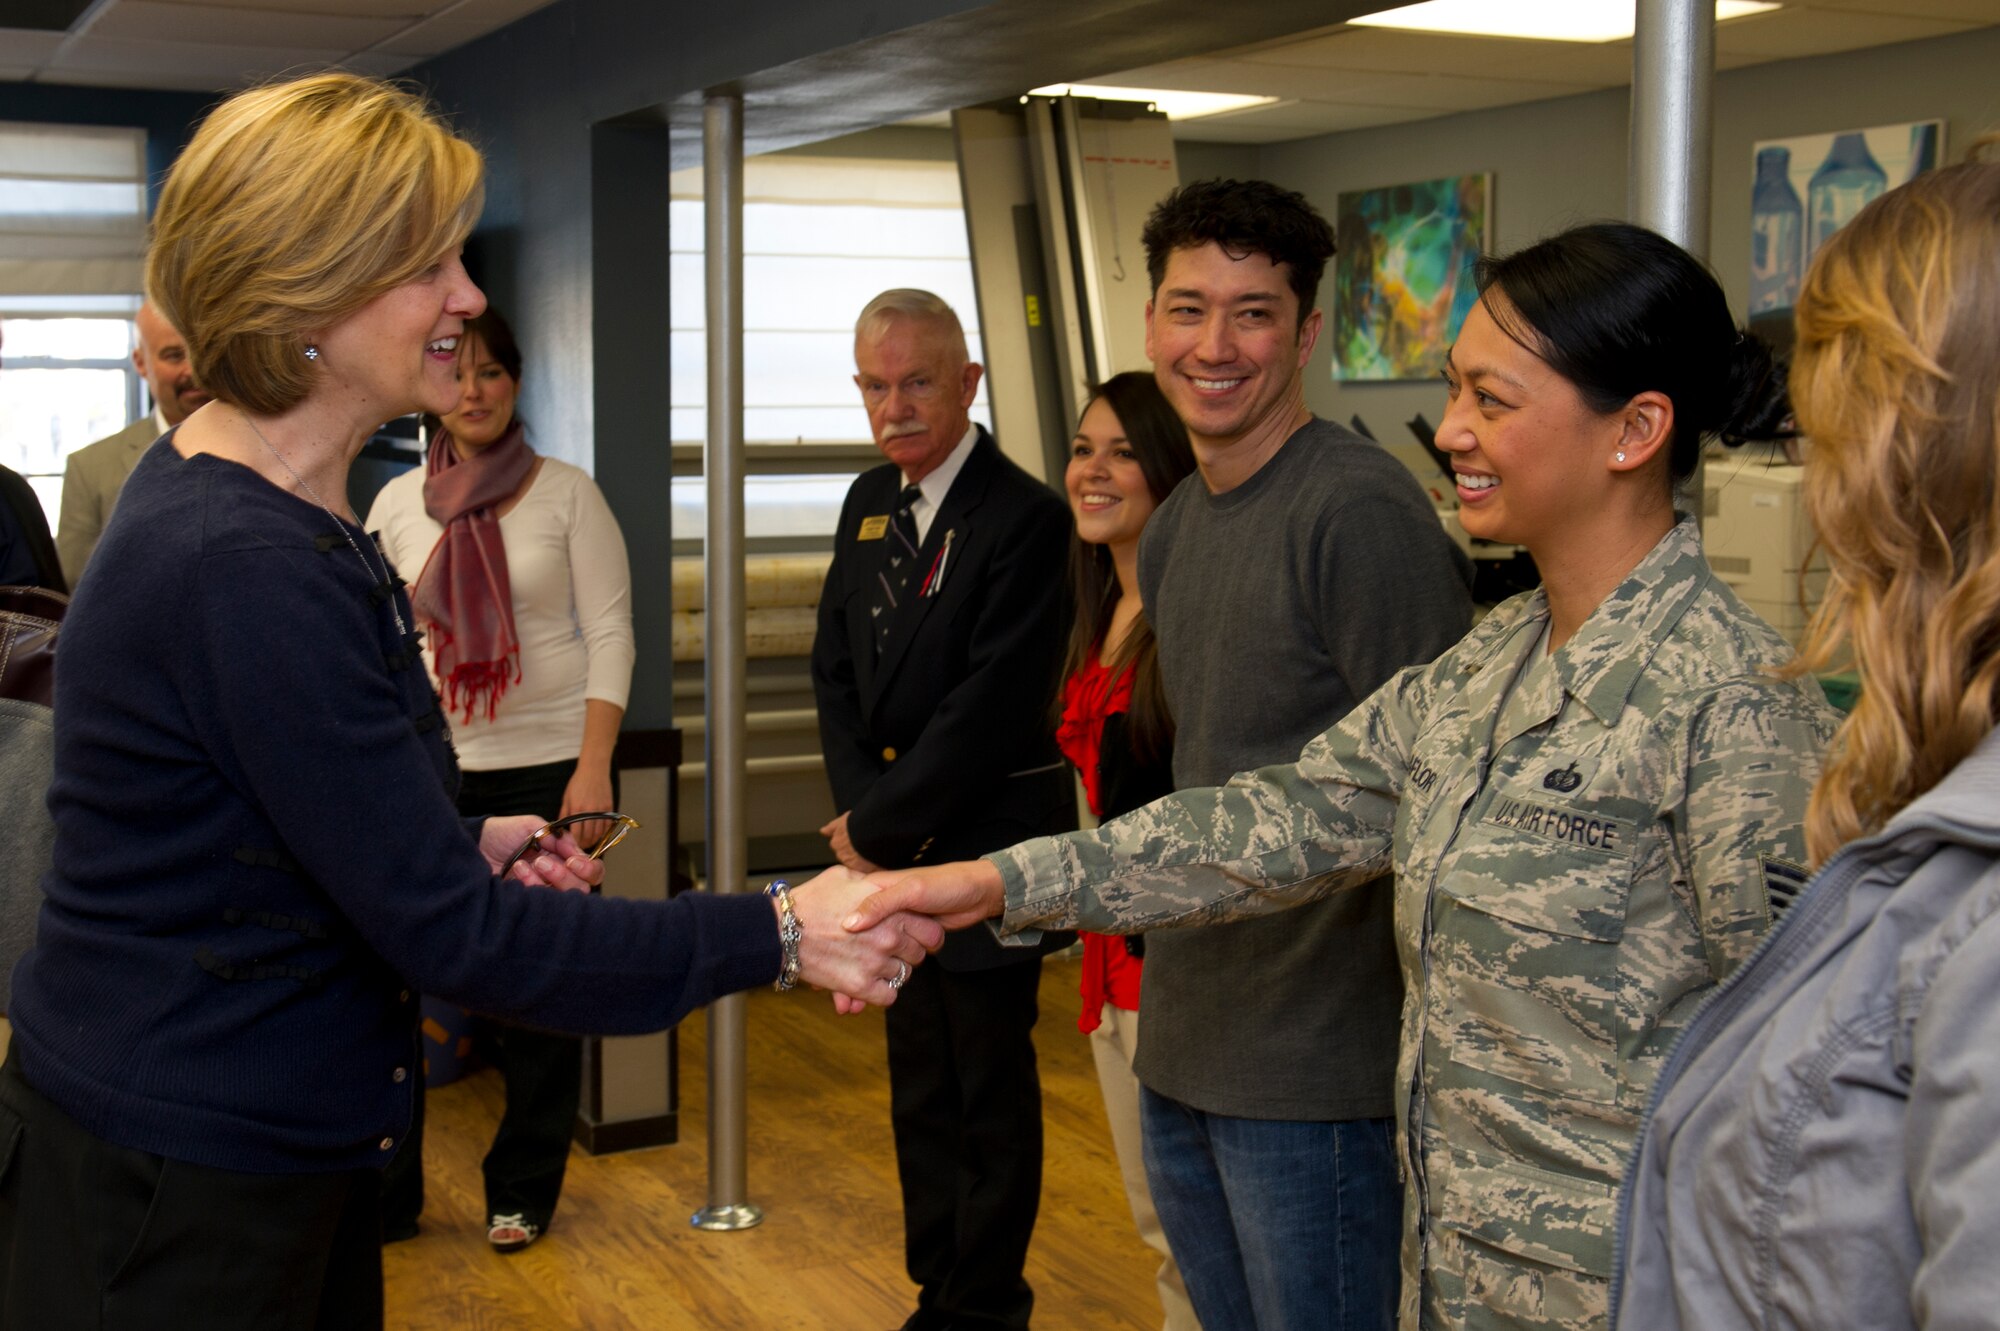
[845,222,1842,1331]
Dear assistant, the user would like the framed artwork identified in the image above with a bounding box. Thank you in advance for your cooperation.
[1333,173,1491,382]
[1749,119,1942,348]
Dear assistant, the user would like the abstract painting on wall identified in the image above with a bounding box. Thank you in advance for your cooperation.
[1332,173,1490,382]
[1749,120,1942,348]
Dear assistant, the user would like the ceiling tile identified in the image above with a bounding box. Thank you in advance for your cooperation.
[1233,27,1636,83]
[1126,56,1604,110]
[1207,98,1433,132]
[1796,0,2000,20]
[1181,101,1451,143]
[88,2,406,50]
[341,50,417,76]
[1327,72,1609,111]
[0,28,63,64]
[1075,56,1224,88]
[142,0,443,15]
[1715,6,1974,56]
[32,64,221,89]
[48,35,349,85]
[369,0,558,56]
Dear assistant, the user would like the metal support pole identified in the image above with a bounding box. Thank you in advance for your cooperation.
[691,87,762,1234]
[1629,0,1715,258]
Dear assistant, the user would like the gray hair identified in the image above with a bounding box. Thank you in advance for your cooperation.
[855,288,969,364]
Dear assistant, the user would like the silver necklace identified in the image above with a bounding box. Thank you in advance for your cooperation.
[237,408,408,636]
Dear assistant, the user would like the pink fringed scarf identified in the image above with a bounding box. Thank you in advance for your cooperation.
[411,421,534,722]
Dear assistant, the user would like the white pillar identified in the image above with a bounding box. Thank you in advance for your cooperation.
[1629,0,1715,257]
[690,86,762,1235]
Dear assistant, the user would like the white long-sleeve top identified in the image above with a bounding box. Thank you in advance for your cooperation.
[367,456,635,772]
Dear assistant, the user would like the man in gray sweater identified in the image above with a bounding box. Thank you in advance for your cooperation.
[1131,179,1472,1328]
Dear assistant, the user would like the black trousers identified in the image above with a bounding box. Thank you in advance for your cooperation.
[381,758,591,1231]
[0,1050,383,1330]
[886,956,1046,1331]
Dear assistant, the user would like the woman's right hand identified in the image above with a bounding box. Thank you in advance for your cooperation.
[782,865,944,1008]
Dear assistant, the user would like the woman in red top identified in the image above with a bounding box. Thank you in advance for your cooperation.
[1054,372,1198,1331]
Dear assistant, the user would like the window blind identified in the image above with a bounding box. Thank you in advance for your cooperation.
[0,121,148,301]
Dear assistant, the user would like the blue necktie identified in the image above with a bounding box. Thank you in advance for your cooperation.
[870,484,922,656]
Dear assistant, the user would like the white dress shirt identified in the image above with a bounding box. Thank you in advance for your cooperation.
[904,423,978,545]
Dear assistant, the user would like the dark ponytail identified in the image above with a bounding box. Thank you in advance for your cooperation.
[1716,331,1791,452]
[1476,221,1792,481]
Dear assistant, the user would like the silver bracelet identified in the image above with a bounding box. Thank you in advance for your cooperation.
[766,879,802,992]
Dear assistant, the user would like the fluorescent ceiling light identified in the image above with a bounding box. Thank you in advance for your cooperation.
[1348,0,1780,43]
[1026,83,1279,120]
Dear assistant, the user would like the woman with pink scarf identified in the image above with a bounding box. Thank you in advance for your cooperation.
[368,307,633,1253]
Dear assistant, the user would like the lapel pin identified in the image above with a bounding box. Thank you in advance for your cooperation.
[920,528,956,597]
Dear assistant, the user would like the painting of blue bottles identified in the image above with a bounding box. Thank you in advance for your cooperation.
[1749,121,1942,350]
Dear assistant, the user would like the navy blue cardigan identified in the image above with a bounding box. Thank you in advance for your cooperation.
[9,439,777,1173]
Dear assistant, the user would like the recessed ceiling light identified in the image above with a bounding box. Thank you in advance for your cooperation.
[1348,0,1780,43]
[1026,84,1280,120]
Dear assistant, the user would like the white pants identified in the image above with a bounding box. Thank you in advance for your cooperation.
[1089,1002,1201,1331]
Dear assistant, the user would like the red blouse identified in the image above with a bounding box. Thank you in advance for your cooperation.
[1056,652,1144,1031]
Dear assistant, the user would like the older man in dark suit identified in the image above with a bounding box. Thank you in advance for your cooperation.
[812,289,1074,1331]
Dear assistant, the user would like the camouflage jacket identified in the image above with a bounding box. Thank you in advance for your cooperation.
[990,520,1840,1330]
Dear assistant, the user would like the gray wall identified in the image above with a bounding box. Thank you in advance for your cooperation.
[776,124,956,162]
[1177,138,1264,184]
[1251,24,2000,453]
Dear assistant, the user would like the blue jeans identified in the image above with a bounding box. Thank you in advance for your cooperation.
[1140,1086,1401,1331]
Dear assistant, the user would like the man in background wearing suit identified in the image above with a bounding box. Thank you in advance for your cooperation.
[811,289,1075,1331]
[56,303,208,586]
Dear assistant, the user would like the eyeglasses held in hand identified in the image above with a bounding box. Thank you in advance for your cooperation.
[499,811,642,880]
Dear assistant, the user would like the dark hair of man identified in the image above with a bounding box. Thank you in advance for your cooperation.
[1059,371,1198,764]
[1141,178,1338,319]
[1474,221,1791,482]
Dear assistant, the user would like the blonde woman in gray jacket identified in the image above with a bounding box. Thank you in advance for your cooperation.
[1613,143,2000,1331]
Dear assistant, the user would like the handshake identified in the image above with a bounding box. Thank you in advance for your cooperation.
[479,812,1006,1014]
[776,859,1011,1014]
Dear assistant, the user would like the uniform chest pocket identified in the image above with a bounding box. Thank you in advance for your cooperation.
[1432,801,1638,1105]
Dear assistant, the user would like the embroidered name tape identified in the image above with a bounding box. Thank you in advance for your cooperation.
[858,515,890,540]
[1483,796,1633,856]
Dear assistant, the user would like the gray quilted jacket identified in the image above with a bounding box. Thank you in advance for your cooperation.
[1612,725,2000,1330]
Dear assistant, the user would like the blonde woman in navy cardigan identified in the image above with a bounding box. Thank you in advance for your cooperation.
[0,74,933,1330]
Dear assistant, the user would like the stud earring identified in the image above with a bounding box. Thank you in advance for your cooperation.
[304,344,322,361]
[1615,451,1627,463]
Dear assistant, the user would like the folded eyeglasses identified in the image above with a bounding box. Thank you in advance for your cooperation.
[498,811,642,880]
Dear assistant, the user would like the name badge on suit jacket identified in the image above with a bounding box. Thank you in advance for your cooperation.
[857,515,890,541]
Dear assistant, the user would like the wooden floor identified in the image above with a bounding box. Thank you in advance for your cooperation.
[383,955,1165,1330]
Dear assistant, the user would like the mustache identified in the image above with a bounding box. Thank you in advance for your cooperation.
[879,422,927,440]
